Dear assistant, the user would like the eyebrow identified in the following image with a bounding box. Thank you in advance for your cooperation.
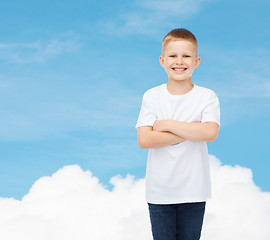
[166,51,193,55]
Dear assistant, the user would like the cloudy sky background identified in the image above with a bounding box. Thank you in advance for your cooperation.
[0,0,269,238]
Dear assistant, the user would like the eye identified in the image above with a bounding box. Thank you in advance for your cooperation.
[183,55,191,58]
[169,55,176,58]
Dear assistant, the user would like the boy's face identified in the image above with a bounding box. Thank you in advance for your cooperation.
[159,40,201,83]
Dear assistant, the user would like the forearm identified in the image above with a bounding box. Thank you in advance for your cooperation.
[154,120,219,142]
[137,126,185,149]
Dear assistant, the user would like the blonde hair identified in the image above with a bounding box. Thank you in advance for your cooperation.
[162,28,198,56]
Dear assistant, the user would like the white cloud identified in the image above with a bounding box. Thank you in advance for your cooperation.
[0,155,269,240]
[99,0,214,36]
[202,155,270,239]
[0,38,80,64]
[0,165,151,240]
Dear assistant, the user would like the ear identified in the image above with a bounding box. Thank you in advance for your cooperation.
[159,55,165,68]
[195,56,201,68]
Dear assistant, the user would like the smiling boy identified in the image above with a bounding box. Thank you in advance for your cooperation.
[136,28,220,240]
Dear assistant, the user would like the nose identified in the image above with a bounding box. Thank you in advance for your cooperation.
[175,56,182,64]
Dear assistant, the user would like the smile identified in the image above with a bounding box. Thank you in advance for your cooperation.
[172,67,187,72]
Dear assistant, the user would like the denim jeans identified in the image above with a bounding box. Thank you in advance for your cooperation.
[148,202,206,240]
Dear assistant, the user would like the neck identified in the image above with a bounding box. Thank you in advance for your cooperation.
[167,78,194,95]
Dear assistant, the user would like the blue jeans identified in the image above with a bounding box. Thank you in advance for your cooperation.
[148,202,206,240]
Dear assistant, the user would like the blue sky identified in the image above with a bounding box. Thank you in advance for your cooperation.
[0,0,269,199]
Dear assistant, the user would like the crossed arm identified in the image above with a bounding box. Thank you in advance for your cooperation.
[137,120,219,149]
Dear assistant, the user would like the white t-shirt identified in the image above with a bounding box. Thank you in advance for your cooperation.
[136,83,220,204]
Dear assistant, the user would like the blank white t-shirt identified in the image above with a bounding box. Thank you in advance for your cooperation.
[136,84,220,204]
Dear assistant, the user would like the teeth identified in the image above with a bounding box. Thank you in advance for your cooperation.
[173,67,186,70]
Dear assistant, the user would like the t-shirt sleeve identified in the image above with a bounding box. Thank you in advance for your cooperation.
[201,91,220,126]
[136,92,157,129]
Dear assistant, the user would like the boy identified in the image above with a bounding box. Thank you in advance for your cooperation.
[136,28,220,240]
